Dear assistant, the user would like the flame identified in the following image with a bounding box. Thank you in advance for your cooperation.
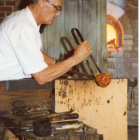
[107,24,117,45]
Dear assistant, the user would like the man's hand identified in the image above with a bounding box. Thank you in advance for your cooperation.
[73,40,92,63]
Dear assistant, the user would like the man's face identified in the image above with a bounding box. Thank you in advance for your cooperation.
[40,0,62,25]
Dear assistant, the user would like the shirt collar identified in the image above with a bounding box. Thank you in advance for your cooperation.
[24,6,40,31]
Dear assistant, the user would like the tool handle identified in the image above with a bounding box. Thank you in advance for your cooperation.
[71,28,84,45]
[52,113,79,121]
[71,28,102,74]
[54,122,83,130]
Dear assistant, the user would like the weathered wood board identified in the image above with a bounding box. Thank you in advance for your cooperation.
[0,81,52,113]
[54,79,128,140]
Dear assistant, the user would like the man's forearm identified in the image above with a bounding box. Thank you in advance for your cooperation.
[41,51,56,65]
[32,56,77,85]
[33,40,92,85]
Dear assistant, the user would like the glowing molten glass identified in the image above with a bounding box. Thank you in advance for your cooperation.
[95,73,111,88]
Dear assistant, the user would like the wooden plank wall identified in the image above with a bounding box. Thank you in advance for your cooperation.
[54,79,128,140]
[42,0,107,75]
[0,81,52,113]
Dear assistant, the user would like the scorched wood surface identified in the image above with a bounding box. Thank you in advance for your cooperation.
[54,79,128,140]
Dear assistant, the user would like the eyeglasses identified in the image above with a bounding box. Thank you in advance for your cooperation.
[46,0,62,12]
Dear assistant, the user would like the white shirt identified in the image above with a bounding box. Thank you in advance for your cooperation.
[0,7,48,81]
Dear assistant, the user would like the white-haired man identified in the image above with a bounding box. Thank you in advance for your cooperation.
[0,0,92,85]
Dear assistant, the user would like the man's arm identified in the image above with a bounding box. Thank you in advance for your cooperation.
[32,40,92,85]
[41,51,56,66]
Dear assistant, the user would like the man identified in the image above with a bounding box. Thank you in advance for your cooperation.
[0,0,92,85]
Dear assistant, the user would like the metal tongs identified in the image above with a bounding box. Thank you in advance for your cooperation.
[71,28,102,83]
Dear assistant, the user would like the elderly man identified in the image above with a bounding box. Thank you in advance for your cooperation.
[0,0,92,85]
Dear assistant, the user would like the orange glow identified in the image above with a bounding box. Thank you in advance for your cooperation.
[107,24,117,45]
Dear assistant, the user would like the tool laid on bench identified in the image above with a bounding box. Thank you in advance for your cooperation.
[1,109,86,137]
[12,100,49,116]
[71,28,111,88]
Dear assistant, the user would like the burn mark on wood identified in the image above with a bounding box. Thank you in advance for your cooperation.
[60,101,63,104]
[69,90,73,94]
[64,80,68,86]
[58,91,61,96]
[111,96,113,99]
[69,85,71,87]
[60,80,63,84]
[95,97,101,105]
[107,100,110,103]
[64,86,67,90]
[67,99,70,110]
[124,111,126,116]
[62,91,67,98]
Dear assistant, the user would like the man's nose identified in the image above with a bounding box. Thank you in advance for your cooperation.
[56,11,61,17]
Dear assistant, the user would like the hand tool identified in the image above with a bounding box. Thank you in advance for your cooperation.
[51,118,86,123]
[27,109,74,119]
[52,122,83,130]
[50,113,79,121]
[12,100,49,116]
[71,28,111,87]
[51,128,83,136]
[12,100,30,116]
[71,28,101,80]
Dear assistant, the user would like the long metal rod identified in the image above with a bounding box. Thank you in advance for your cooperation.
[67,71,92,78]
[71,28,102,75]
[90,55,102,73]
[85,60,96,81]
[51,118,86,123]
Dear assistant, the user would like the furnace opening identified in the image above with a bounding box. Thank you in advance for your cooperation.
[107,15,124,51]
[107,24,117,50]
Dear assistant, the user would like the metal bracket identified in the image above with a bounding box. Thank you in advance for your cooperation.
[5,79,54,91]
[127,78,137,88]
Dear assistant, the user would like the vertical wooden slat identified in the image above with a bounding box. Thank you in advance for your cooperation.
[60,0,65,61]
[82,0,97,75]
[96,0,101,73]
[51,18,61,60]
[65,0,79,49]
[101,0,107,72]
